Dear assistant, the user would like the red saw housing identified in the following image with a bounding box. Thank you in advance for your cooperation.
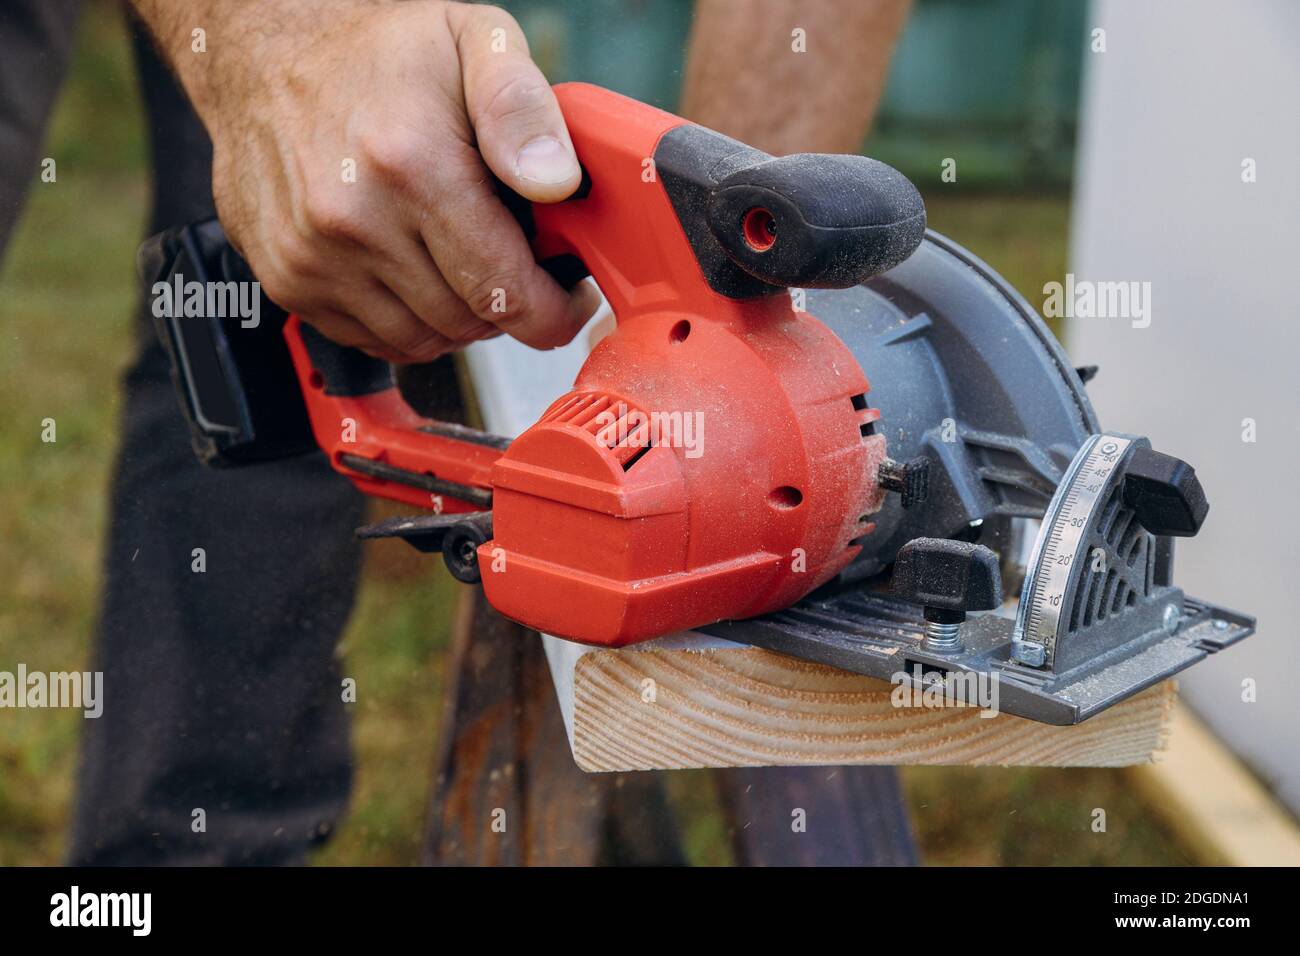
[479,85,887,645]
[285,83,899,647]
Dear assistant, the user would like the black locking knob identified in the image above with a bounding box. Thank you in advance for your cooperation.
[1121,446,1209,537]
[877,456,931,509]
[891,538,1003,652]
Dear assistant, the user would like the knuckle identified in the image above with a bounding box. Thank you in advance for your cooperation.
[479,4,520,24]
[461,265,527,325]
[274,232,319,281]
[258,274,298,313]
[466,4,525,38]
[357,125,426,186]
[301,189,367,245]
[256,260,309,313]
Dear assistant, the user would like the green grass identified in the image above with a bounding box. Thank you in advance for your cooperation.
[0,1,1206,867]
[311,550,456,866]
[0,0,144,866]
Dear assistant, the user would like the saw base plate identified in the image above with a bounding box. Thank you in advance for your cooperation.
[701,589,1253,725]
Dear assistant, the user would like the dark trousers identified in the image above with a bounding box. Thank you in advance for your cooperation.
[4,2,362,864]
[3,1,916,866]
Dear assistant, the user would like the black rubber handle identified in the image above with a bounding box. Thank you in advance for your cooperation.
[705,153,927,289]
[297,323,396,397]
[654,124,927,299]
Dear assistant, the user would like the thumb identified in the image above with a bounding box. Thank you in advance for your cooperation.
[450,5,581,203]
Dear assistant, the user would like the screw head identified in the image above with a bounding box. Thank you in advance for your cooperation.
[1162,603,1180,635]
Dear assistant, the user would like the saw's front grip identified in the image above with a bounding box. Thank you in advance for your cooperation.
[287,83,924,515]
[282,318,502,515]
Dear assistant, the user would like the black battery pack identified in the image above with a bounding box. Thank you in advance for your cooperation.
[137,218,315,466]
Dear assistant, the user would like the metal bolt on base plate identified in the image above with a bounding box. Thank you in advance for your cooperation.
[1010,640,1047,667]
[922,620,963,653]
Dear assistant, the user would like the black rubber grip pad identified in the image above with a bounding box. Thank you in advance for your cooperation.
[655,125,926,299]
[298,322,396,397]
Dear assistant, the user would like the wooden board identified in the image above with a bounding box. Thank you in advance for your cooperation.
[545,634,1175,772]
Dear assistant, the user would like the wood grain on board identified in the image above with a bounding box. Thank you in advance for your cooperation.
[546,635,1175,773]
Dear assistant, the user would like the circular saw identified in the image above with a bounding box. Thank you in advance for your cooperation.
[139,83,1254,725]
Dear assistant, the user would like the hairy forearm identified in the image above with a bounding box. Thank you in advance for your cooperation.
[127,0,380,131]
[681,0,911,155]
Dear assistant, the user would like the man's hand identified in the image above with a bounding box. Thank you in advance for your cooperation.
[132,0,601,361]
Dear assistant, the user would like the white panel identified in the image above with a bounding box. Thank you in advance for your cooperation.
[1072,0,1300,808]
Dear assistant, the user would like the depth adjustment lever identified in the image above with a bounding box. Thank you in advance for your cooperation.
[877,456,930,509]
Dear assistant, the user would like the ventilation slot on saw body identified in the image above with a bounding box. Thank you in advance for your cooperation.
[850,392,880,438]
[541,390,655,470]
